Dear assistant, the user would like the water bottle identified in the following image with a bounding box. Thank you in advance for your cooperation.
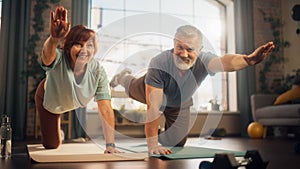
[0,115,12,159]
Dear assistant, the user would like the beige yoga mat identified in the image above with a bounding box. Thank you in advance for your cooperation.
[27,143,148,163]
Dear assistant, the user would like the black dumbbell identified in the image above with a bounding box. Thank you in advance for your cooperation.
[244,150,268,169]
[294,142,300,153]
[199,150,268,169]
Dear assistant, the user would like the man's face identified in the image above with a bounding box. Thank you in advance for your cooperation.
[173,35,201,70]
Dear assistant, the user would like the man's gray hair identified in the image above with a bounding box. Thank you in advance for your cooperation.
[175,25,202,42]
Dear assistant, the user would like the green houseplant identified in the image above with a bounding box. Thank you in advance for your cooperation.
[258,9,290,94]
[271,69,300,94]
[27,0,60,107]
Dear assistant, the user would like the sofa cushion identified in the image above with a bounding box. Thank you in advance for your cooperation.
[257,118,300,126]
[255,104,300,119]
[274,86,300,105]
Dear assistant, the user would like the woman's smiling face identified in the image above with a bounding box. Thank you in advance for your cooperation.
[63,25,97,69]
[70,36,95,66]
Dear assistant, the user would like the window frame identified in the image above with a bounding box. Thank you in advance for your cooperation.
[88,0,236,112]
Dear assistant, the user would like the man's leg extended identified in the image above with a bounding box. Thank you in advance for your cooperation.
[110,71,146,104]
[127,75,146,104]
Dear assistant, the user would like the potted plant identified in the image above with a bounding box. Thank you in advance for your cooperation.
[209,96,220,111]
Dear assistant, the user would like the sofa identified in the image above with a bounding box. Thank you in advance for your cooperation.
[250,94,300,137]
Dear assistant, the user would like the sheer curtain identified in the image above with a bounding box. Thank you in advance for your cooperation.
[234,0,256,136]
[0,0,30,140]
[0,0,89,140]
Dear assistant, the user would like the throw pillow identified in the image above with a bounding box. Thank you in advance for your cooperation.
[274,86,300,105]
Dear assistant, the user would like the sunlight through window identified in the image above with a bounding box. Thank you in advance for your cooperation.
[89,0,235,113]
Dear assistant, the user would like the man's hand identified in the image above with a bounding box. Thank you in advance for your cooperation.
[148,145,172,155]
[50,6,70,39]
[244,41,275,65]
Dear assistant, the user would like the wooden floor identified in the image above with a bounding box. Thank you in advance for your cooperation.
[7,136,300,169]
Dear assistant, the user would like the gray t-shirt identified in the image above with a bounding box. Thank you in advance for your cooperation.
[41,49,111,114]
[145,49,217,107]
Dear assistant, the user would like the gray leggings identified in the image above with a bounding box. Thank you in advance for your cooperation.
[122,75,192,146]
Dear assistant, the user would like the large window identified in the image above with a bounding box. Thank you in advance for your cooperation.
[89,0,236,112]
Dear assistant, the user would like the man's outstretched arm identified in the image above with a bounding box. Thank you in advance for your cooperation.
[208,41,275,72]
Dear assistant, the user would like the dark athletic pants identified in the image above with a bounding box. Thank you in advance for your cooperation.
[35,79,62,149]
[123,75,192,146]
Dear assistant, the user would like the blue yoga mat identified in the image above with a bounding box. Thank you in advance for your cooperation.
[117,143,245,160]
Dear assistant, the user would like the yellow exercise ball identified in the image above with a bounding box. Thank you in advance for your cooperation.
[247,122,264,139]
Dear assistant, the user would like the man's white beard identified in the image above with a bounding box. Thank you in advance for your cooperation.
[173,55,196,70]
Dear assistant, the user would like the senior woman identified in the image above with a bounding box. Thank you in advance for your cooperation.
[35,6,120,153]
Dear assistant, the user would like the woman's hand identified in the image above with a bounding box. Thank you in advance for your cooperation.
[50,6,70,40]
[104,146,123,154]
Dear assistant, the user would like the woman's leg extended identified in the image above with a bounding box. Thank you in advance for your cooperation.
[35,79,62,149]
